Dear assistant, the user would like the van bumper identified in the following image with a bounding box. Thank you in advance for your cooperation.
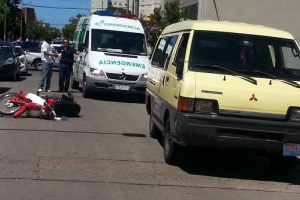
[86,76,146,94]
[175,112,300,152]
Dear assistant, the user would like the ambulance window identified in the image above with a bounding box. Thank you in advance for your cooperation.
[84,31,89,48]
[74,31,79,42]
[174,33,190,67]
[151,38,168,68]
[78,30,86,43]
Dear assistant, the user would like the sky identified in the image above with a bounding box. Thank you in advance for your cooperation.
[20,0,91,29]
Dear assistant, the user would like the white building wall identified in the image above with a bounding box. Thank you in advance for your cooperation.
[198,0,300,41]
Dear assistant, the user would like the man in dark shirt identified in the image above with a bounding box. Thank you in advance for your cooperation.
[58,39,81,92]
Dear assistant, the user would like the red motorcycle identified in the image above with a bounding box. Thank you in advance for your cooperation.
[0,91,80,119]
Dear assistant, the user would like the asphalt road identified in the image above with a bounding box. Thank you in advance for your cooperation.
[0,70,300,200]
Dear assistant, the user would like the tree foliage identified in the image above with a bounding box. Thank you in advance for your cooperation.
[141,0,184,48]
[105,5,131,14]
[62,14,83,40]
[0,0,22,40]
[26,21,61,41]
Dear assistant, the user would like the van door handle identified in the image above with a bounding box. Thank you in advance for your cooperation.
[165,76,169,82]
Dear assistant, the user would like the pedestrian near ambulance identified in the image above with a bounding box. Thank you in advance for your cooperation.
[38,35,58,92]
[58,39,81,92]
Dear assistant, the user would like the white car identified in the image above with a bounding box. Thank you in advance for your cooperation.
[14,46,28,75]
[50,44,63,67]
[20,41,42,71]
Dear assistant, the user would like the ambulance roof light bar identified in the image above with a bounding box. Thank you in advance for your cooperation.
[95,11,137,19]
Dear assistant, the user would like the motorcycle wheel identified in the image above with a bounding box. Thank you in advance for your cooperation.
[0,93,22,116]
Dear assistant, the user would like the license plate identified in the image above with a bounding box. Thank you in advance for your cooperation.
[114,85,130,90]
[283,143,300,156]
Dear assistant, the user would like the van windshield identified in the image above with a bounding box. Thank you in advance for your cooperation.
[91,29,147,56]
[190,31,300,81]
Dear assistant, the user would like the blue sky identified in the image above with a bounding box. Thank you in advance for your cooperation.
[20,0,91,29]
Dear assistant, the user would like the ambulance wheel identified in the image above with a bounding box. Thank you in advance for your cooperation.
[71,75,79,89]
[82,77,91,98]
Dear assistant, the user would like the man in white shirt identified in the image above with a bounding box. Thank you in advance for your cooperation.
[38,35,58,92]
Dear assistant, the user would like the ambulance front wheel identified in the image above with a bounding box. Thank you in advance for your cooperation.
[82,77,91,98]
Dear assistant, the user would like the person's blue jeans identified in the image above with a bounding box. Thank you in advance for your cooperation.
[38,61,53,91]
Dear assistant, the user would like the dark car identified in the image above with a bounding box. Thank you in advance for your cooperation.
[19,41,40,53]
[0,42,21,81]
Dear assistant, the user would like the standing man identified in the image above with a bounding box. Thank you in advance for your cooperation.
[59,39,81,92]
[38,35,58,92]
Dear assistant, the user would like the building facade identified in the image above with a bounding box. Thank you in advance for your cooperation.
[22,7,36,24]
[91,0,161,16]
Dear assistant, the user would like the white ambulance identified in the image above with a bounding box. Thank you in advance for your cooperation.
[71,11,150,99]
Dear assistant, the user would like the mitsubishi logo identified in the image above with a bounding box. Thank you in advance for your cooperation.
[249,94,258,101]
[120,72,126,80]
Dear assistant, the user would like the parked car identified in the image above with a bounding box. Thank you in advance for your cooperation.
[0,42,21,81]
[50,44,63,67]
[14,45,28,75]
[20,41,42,70]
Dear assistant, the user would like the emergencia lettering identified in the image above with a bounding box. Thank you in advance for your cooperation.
[99,60,145,69]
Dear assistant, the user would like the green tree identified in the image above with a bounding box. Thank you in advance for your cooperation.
[25,20,46,40]
[141,0,184,48]
[62,14,83,40]
[0,0,22,40]
[47,27,61,39]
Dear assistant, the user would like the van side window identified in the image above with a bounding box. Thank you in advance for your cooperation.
[151,38,168,68]
[161,36,178,69]
[151,36,178,69]
[174,33,190,67]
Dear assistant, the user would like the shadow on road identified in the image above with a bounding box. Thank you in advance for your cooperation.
[89,92,145,104]
[0,77,27,82]
[156,138,300,185]
[122,133,147,138]
[0,87,11,95]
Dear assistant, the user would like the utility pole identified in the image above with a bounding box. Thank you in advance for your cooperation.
[4,0,7,41]
[126,0,129,13]
[20,9,23,39]
[132,0,134,15]
[134,0,139,16]
[102,1,103,11]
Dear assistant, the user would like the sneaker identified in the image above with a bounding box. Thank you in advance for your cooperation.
[38,88,43,92]
[47,90,51,92]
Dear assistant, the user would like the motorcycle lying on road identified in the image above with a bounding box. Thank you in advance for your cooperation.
[0,91,81,119]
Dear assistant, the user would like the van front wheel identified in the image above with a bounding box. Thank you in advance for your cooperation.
[149,111,162,139]
[163,117,182,165]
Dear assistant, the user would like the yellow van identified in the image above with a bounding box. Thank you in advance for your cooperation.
[145,20,300,171]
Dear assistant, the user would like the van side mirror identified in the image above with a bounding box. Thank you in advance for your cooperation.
[175,59,184,79]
